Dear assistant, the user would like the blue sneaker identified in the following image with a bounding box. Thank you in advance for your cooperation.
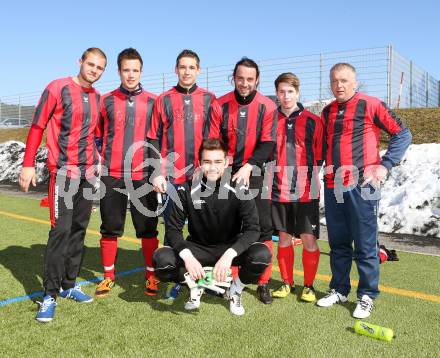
[36,295,57,323]
[165,283,182,300]
[59,285,93,303]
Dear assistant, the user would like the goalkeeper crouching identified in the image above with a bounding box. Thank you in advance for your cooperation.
[153,138,272,315]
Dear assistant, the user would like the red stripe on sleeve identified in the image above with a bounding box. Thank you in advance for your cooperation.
[375,101,405,135]
[147,98,162,140]
[23,125,44,167]
[208,96,222,138]
[260,103,277,142]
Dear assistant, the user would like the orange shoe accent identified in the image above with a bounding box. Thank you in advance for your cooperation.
[292,238,303,246]
[95,278,115,297]
[144,276,160,296]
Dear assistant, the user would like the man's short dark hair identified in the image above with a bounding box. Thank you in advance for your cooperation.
[117,48,143,70]
[81,47,107,64]
[198,138,227,159]
[233,57,260,79]
[176,49,200,68]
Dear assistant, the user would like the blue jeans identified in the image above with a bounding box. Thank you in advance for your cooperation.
[324,184,380,299]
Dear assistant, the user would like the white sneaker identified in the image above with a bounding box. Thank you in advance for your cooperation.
[184,287,204,311]
[230,293,245,316]
[316,289,348,307]
[353,295,373,318]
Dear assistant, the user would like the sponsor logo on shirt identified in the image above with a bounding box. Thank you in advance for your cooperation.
[192,199,206,205]
[239,111,246,117]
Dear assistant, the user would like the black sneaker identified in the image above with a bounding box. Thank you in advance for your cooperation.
[257,284,273,304]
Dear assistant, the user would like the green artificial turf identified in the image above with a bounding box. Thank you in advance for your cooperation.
[0,193,439,357]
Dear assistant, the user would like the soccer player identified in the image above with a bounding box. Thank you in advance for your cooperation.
[316,63,412,318]
[147,49,222,298]
[147,49,222,191]
[19,47,107,322]
[269,73,323,302]
[94,48,160,298]
[153,138,272,315]
[218,58,277,304]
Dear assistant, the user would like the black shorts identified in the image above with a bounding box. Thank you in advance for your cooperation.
[271,201,320,238]
[100,176,158,238]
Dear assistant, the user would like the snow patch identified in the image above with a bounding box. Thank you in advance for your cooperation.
[378,144,440,237]
[319,144,440,237]
[0,140,48,184]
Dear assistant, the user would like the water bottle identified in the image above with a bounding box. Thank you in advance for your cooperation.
[354,321,394,342]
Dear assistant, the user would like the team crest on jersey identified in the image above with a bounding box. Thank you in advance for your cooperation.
[239,111,246,117]
[83,95,89,103]
[184,99,191,105]
[338,109,344,115]
[287,123,293,129]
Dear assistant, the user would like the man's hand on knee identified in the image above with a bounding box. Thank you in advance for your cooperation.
[182,253,205,281]
[214,248,237,282]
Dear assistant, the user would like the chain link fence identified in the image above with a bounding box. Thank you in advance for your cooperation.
[0,45,438,127]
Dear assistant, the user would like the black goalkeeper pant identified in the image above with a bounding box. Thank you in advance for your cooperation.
[153,241,272,284]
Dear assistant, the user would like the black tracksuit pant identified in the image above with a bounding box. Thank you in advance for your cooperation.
[249,174,272,242]
[44,173,95,296]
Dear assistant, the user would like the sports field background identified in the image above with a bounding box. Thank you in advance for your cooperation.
[1,107,439,146]
[0,193,439,357]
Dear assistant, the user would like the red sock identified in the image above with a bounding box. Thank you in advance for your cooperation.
[141,237,159,280]
[277,245,294,285]
[302,248,320,286]
[258,240,274,285]
[230,266,239,279]
[100,237,118,280]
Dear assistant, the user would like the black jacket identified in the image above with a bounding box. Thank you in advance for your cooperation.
[165,177,260,256]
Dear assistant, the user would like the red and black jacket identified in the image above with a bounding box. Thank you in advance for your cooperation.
[271,103,324,202]
[147,84,222,184]
[100,87,156,180]
[26,77,101,178]
[218,90,277,172]
[322,92,410,188]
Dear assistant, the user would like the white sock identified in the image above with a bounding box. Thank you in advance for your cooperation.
[231,277,245,295]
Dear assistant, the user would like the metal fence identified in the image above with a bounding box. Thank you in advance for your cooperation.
[0,45,438,127]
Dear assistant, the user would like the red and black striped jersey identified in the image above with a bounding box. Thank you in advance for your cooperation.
[100,88,156,180]
[271,104,324,203]
[322,92,406,188]
[147,85,222,184]
[32,77,100,178]
[218,91,277,170]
